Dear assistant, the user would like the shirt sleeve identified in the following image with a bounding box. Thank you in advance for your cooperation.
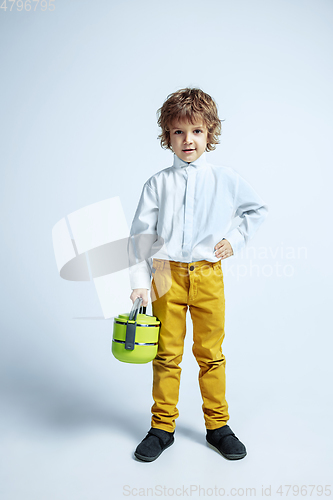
[128,181,159,290]
[223,172,268,256]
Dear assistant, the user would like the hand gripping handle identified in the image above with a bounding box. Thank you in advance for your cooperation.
[125,297,146,350]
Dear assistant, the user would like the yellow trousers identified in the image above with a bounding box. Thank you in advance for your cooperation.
[150,258,229,432]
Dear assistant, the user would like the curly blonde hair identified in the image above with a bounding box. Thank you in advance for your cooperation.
[157,87,222,152]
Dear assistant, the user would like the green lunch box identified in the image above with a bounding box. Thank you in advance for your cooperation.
[112,297,160,364]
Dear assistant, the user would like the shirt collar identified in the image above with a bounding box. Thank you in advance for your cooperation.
[172,152,208,170]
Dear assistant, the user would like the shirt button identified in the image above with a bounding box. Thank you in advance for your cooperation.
[189,266,195,271]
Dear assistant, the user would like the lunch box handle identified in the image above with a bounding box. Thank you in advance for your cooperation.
[125,297,147,351]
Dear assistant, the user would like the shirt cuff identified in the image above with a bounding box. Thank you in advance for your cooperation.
[129,261,152,290]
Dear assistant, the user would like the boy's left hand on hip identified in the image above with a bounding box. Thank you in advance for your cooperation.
[214,239,234,260]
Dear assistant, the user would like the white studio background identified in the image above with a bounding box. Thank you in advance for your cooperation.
[1,0,332,499]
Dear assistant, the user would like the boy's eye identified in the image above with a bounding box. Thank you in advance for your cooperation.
[174,129,203,134]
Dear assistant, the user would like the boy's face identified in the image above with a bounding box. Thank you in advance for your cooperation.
[169,118,208,163]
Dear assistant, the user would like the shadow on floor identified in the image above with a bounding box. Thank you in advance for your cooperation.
[1,375,147,440]
[176,423,206,446]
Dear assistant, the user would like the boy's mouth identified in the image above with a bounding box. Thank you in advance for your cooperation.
[182,148,195,153]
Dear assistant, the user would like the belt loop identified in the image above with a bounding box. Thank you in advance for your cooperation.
[153,259,164,271]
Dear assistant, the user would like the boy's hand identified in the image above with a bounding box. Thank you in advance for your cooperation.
[130,288,149,307]
[214,239,234,260]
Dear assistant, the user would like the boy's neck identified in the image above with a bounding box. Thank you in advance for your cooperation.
[172,152,207,170]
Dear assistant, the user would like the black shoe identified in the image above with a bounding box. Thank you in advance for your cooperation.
[206,425,247,460]
[134,427,175,462]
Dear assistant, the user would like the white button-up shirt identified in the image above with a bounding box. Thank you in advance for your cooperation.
[128,152,268,290]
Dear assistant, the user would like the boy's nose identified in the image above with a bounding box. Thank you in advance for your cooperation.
[184,133,193,143]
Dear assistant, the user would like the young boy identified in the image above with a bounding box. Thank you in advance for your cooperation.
[128,88,268,462]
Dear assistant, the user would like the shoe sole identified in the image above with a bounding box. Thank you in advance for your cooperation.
[206,441,247,460]
[134,438,174,462]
